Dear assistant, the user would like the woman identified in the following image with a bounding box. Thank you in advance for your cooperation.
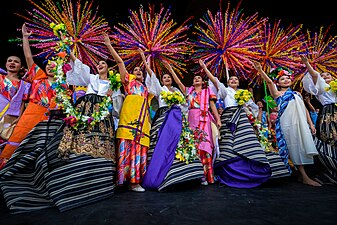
[254,61,321,187]
[301,55,337,184]
[104,33,151,192]
[0,33,118,213]
[202,60,288,188]
[164,61,221,186]
[139,49,205,191]
[0,23,57,168]
[0,54,30,152]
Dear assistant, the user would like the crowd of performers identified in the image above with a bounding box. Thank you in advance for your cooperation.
[0,23,336,214]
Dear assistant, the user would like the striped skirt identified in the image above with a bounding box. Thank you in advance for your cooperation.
[214,106,289,188]
[0,119,116,214]
[145,106,204,192]
[314,137,337,184]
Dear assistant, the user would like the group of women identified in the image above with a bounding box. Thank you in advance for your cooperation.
[0,24,336,214]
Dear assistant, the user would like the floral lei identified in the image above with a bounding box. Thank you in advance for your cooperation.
[160,89,200,163]
[175,114,201,163]
[243,107,275,153]
[50,23,116,131]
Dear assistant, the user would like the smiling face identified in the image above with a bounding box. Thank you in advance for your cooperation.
[228,76,239,89]
[96,61,108,75]
[257,101,263,108]
[321,72,333,84]
[45,60,57,77]
[161,73,172,87]
[193,75,203,86]
[133,66,143,82]
[6,56,21,74]
[276,75,292,89]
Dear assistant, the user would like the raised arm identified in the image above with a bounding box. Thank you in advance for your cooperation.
[199,59,218,90]
[138,48,153,77]
[163,61,186,93]
[103,33,127,83]
[300,55,319,84]
[21,23,34,69]
[253,62,279,99]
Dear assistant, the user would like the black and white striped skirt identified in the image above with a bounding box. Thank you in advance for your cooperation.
[147,106,204,192]
[0,119,116,214]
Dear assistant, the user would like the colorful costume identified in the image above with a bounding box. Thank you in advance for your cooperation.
[185,86,217,183]
[213,80,289,188]
[0,75,30,149]
[275,88,318,172]
[303,72,337,184]
[116,73,151,185]
[0,58,116,213]
[0,64,55,162]
[142,73,204,191]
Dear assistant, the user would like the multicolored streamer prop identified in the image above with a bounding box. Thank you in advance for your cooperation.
[293,26,337,88]
[13,0,111,73]
[190,1,266,82]
[110,4,192,78]
[251,20,306,87]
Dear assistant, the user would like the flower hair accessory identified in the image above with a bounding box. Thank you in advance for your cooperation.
[268,67,293,83]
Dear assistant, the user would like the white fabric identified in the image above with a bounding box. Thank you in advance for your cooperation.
[111,89,125,130]
[280,94,318,165]
[66,58,110,96]
[217,82,258,117]
[147,72,188,113]
[302,72,336,105]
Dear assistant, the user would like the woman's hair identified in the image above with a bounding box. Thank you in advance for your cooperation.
[268,67,294,83]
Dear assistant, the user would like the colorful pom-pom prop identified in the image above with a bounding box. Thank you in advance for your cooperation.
[14,0,111,73]
[110,4,192,78]
[190,1,266,82]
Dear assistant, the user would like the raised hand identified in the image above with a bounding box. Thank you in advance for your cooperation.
[199,59,206,69]
[163,61,173,72]
[103,33,111,46]
[300,55,309,64]
[22,23,32,37]
[252,61,262,72]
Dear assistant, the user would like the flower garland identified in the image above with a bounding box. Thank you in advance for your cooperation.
[159,90,198,163]
[234,89,253,106]
[50,23,113,131]
[175,114,200,163]
[160,90,186,107]
[243,107,275,153]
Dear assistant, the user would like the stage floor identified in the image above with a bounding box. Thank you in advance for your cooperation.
[1,174,336,225]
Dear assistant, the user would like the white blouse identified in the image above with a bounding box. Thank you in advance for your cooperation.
[302,71,336,105]
[214,78,258,116]
[66,58,110,96]
[146,72,188,113]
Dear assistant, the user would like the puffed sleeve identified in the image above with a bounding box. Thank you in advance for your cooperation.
[302,71,328,95]
[111,89,125,118]
[147,72,162,97]
[22,82,31,101]
[66,58,91,86]
[217,82,228,100]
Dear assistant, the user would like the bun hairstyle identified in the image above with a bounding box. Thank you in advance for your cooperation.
[268,67,294,83]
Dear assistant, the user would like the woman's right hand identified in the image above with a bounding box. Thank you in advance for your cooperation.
[103,33,111,46]
[22,23,32,37]
[300,55,308,64]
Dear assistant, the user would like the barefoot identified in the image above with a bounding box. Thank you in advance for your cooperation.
[302,177,322,187]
